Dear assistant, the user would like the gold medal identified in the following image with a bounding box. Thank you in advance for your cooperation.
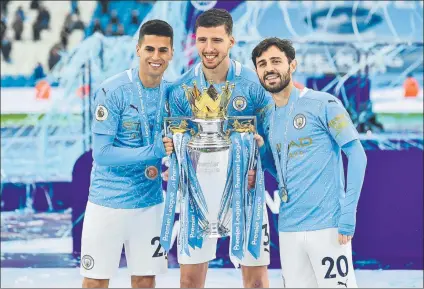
[145,166,159,180]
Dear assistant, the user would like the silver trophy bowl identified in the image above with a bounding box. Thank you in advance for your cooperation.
[187,118,230,238]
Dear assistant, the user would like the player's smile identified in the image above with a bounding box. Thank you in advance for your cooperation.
[264,72,281,85]
[203,54,218,63]
[148,61,163,69]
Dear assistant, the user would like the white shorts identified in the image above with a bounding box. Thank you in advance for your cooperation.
[279,228,357,288]
[80,201,168,279]
[177,207,270,267]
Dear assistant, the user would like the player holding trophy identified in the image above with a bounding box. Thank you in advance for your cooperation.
[161,8,273,289]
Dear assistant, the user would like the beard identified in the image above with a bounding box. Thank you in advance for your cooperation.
[260,67,291,94]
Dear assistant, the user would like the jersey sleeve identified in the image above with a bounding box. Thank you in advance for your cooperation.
[92,133,166,166]
[259,140,277,179]
[252,83,273,137]
[321,97,359,147]
[92,87,122,135]
[338,139,367,236]
[168,85,192,118]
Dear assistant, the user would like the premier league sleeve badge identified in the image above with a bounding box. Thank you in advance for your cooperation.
[95,105,108,121]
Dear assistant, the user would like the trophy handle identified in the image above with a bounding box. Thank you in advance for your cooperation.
[226,116,257,135]
[226,116,258,171]
[164,116,194,136]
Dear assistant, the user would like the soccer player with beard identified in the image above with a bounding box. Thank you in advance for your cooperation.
[251,38,367,288]
[166,8,273,289]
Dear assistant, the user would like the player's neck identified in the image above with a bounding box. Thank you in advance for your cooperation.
[138,70,161,88]
[202,57,230,85]
[273,82,294,107]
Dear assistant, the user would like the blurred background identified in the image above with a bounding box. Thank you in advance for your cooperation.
[1,0,423,287]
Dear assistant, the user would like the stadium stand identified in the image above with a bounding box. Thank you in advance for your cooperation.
[1,1,95,78]
[1,1,155,87]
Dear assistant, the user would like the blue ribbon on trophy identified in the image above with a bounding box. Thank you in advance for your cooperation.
[241,132,254,244]
[217,144,233,233]
[186,150,208,249]
[178,132,193,256]
[229,132,246,260]
[247,154,265,259]
[227,126,265,260]
[160,150,179,252]
[160,81,265,261]
[160,131,183,253]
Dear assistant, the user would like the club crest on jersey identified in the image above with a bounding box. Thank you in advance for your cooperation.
[293,114,306,129]
[95,105,108,121]
[233,96,247,111]
[81,255,94,270]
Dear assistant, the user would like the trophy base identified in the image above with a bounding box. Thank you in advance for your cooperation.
[208,232,221,239]
[208,221,220,239]
[204,221,230,239]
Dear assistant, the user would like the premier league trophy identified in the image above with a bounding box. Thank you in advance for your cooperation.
[160,81,266,260]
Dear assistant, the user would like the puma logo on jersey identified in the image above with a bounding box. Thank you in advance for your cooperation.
[130,104,139,113]
[328,99,338,104]
[337,280,348,287]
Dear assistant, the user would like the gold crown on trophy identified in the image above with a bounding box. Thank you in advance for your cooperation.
[182,81,235,119]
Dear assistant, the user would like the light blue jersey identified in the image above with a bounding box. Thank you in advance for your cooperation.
[265,88,361,233]
[89,68,170,209]
[168,60,273,136]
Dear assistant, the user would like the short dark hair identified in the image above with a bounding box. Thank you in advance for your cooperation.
[251,38,296,68]
[138,19,173,46]
[195,8,233,35]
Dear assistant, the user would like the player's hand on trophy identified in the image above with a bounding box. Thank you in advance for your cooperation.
[162,137,174,156]
[338,234,353,245]
[248,169,256,189]
[253,134,264,148]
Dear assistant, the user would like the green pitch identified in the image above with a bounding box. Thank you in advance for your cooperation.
[1,114,82,126]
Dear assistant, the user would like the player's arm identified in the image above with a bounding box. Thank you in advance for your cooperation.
[92,134,170,166]
[91,87,171,166]
[321,97,367,238]
[156,85,192,181]
[252,83,273,136]
[255,85,277,176]
[339,139,367,236]
[254,133,277,179]
[168,85,192,117]
[249,84,276,186]
[259,140,278,179]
